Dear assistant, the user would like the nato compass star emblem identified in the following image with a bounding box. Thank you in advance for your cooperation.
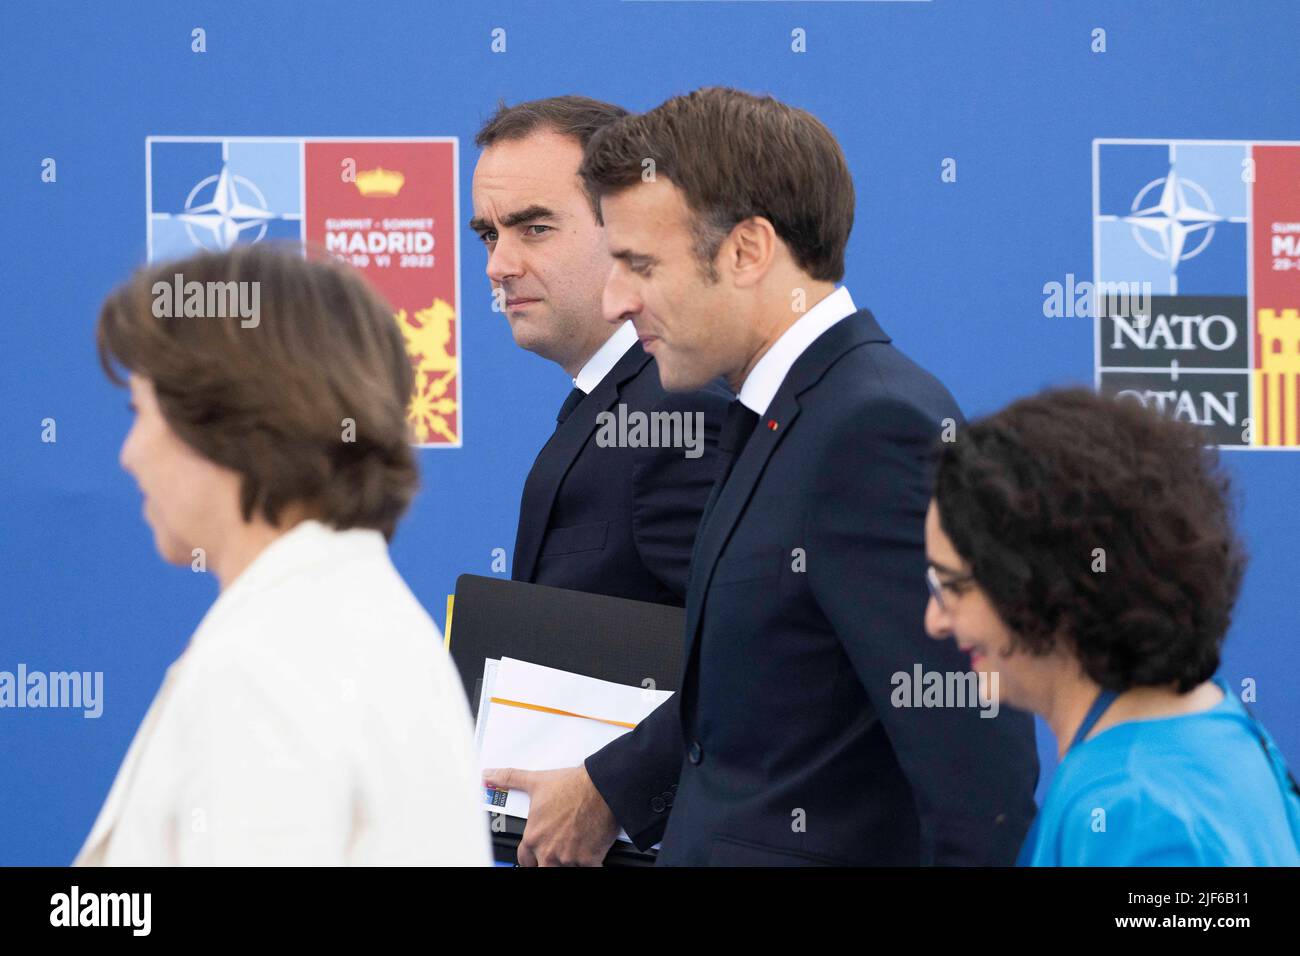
[171,163,282,251]
[1124,169,1223,267]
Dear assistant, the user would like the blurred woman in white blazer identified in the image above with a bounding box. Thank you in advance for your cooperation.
[79,243,490,866]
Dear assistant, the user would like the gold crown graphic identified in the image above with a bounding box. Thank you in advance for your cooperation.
[355,166,405,197]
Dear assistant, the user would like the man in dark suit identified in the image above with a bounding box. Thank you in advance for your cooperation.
[507,336,727,604]
[469,97,730,864]
[515,86,1039,865]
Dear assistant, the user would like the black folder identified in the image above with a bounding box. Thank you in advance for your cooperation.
[448,574,686,866]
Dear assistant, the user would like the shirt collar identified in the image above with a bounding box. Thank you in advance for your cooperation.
[737,286,857,416]
[573,320,638,394]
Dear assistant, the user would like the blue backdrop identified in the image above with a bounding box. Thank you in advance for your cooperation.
[2,0,1296,865]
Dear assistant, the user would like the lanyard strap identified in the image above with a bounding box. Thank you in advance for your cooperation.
[1070,688,1120,751]
[1020,684,1300,866]
[1015,688,1119,867]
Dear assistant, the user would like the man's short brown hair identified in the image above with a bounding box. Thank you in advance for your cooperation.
[97,243,418,540]
[475,95,629,221]
[579,86,855,282]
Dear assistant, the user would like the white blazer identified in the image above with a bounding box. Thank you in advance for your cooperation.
[75,520,491,866]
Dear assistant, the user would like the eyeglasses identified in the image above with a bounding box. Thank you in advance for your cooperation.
[926,565,975,611]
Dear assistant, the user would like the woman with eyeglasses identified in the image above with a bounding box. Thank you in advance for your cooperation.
[923,388,1300,865]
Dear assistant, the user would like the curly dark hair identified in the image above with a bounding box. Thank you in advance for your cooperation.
[933,388,1246,693]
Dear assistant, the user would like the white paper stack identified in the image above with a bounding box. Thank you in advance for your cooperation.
[477,657,675,831]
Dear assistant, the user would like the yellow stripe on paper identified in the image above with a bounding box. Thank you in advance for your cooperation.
[489,696,637,730]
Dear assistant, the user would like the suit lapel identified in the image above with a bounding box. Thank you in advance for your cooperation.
[74,658,186,865]
[683,394,799,660]
[512,344,652,581]
[682,310,892,662]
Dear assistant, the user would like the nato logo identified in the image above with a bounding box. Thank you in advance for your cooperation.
[147,138,303,261]
[1094,140,1257,447]
[1095,141,1250,296]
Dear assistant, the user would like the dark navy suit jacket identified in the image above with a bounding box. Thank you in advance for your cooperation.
[586,309,1040,865]
[512,341,731,605]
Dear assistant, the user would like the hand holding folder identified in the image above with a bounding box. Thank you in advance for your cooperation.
[477,657,674,842]
[448,575,686,865]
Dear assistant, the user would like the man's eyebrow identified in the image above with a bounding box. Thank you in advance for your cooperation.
[467,204,561,234]
[610,248,659,266]
[926,559,968,577]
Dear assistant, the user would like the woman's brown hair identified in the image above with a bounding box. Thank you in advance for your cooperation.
[97,243,418,540]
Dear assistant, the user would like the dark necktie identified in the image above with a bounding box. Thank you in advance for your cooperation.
[513,385,590,580]
[719,399,759,473]
[711,398,760,503]
[556,386,586,425]
[697,399,761,540]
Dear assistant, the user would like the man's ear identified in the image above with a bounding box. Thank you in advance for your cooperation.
[728,216,777,289]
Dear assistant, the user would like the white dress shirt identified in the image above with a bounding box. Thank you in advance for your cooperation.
[573,320,638,394]
[737,286,857,416]
[75,519,491,866]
